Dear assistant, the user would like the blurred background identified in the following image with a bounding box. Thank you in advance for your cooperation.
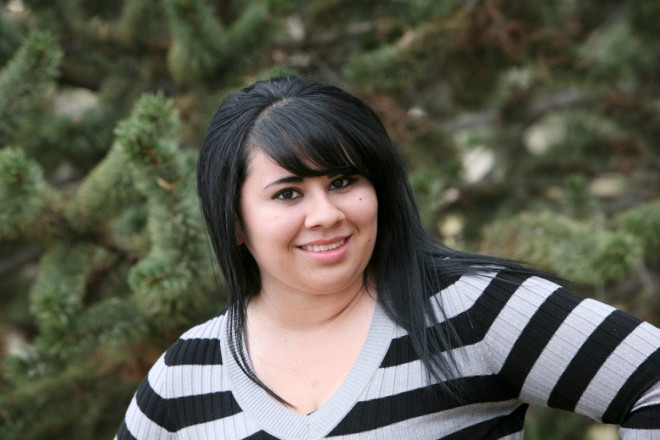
[0,0,658,438]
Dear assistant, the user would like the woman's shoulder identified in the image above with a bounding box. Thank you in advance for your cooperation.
[118,308,231,437]
[162,307,229,368]
[433,266,564,319]
[140,308,229,399]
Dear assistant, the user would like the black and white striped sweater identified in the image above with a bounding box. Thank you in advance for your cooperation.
[116,271,660,439]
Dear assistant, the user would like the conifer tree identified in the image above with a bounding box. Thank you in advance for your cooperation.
[1,1,658,438]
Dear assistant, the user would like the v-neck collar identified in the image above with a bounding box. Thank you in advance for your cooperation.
[223,301,394,439]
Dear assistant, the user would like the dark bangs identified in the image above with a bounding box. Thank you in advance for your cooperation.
[246,95,390,183]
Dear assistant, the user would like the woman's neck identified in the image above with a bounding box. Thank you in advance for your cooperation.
[247,282,375,334]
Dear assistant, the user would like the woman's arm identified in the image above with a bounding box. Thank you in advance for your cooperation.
[457,271,660,437]
[115,355,176,440]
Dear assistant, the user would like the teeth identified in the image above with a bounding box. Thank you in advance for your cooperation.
[302,239,345,252]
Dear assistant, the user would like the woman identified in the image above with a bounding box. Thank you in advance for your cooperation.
[116,76,660,439]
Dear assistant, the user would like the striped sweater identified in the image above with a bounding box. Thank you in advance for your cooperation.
[115,270,660,439]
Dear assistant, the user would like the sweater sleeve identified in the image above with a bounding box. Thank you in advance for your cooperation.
[114,354,176,440]
[466,271,660,437]
[619,381,660,438]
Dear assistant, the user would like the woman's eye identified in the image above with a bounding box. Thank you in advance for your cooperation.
[274,189,300,201]
[330,176,356,189]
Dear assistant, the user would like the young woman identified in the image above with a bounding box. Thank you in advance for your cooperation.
[116,76,660,439]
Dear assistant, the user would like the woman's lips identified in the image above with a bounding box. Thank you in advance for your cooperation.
[298,236,351,262]
[300,238,346,252]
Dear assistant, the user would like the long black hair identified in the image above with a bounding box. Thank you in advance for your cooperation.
[197,75,540,402]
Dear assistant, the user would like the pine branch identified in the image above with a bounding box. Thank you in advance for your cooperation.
[164,0,228,85]
[114,93,212,321]
[482,212,644,286]
[29,244,92,347]
[0,148,56,241]
[0,31,62,144]
[66,143,141,233]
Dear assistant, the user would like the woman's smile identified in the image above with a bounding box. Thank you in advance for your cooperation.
[299,236,347,252]
[297,236,351,264]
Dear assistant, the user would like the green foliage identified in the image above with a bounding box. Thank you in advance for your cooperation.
[483,212,644,286]
[114,93,213,322]
[29,244,91,354]
[345,22,453,93]
[615,200,660,266]
[408,123,463,227]
[226,1,272,58]
[1,1,659,438]
[524,406,594,440]
[0,31,62,145]
[118,0,169,45]
[0,9,21,65]
[559,174,596,219]
[164,0,228,84]
[0,93,216,438]
[629,0,660,43]
[1,356,137,440]
[164,0,273,85]
[66,144,138,232]
[0,148,50,240]
[114,93,182,183]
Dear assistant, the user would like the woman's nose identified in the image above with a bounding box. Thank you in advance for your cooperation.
[304,192,346,229]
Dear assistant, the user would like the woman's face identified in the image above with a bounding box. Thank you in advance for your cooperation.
[239,149,378,298]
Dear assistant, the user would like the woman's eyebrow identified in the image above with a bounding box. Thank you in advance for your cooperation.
[262,175,303,191]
